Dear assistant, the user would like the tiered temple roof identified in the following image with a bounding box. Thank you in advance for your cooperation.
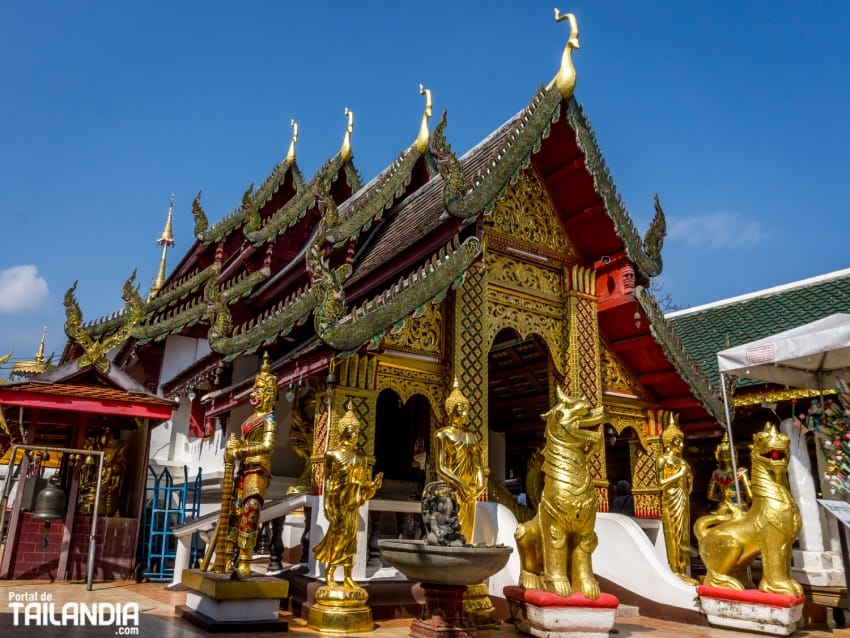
[63,25,723,431]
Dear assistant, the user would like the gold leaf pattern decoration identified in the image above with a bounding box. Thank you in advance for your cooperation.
[485,252,562,302]
[488,167,572,254]
[600,347,643,397]
[382,301,442,355]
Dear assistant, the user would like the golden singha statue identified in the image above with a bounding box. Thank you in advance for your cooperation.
[309,402,383,633]
[207,352,278,579]
[656,413,697,584]
[695,422,802,596]
[435,379,486,542]
[515,386,605,598]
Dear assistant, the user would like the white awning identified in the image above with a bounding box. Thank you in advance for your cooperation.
[717,313,850,390]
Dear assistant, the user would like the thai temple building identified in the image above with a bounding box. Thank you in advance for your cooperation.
[1,13,845,625]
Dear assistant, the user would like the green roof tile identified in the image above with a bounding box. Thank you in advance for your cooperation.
[667,269,850,387]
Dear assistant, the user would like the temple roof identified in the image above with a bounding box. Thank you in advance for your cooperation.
[59,29,721,429]
[667,268,850,388]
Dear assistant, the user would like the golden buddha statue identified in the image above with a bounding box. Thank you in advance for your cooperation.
[313,402,383,589]
[77,432,127,517]
[209,352,278,579]
[655,413,697,584]
[434,379,486,542]
[308,402,383,633]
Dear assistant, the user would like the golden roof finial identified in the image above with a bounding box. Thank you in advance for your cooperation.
[150,194,176,299]
[35,325,46,363]
[286,118,298,166]
[549,9,580,98]
[10,326,50,377]
[413,84,433,154]
[340,107,354,161]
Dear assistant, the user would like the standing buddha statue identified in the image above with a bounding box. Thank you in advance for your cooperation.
[656,412,698,585]
[435,379,486,542]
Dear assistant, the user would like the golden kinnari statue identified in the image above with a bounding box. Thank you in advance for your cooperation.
[435,379,486,542]
[695,422,803,596]
[515,386,605,598]
[706,431,753,516]
[308,401,383,633]
[205,352,278,579]
[656,413,697,584]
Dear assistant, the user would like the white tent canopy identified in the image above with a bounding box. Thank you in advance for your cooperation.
[717,313,850,390]
[714,313,850,504]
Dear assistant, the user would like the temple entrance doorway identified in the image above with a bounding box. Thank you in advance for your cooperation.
[605,424,638,514]
[373,389,431,500]
[487,329,551,500]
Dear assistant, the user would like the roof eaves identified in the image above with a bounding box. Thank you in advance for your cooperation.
[635,286,724,420]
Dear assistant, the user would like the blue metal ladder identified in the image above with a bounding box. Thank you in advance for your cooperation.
[136,465,202,582]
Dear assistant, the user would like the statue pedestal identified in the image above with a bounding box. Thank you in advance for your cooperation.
[412,583,475,638]
[306,584,375,634]
[176,569,289,632]
[697,585,805,636]
[504,585,618,638]
[464,582,500,629]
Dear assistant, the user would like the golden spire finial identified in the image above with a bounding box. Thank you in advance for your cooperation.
[150,194,176,298]
[286,119,298,166]
[340,107,354,161]
[35,326,46,363]
[413,84,433,154]
[550,9,580,98]
[9,326,50,377]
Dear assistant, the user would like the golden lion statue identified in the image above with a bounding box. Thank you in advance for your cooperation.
[515,386,605,598]
[694,422,802,596]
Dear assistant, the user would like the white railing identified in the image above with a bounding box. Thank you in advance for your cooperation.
[169,494,422,587]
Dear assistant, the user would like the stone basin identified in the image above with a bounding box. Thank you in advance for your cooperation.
[378,539,512,586]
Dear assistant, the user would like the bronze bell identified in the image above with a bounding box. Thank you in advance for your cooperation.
[32,475,66,521]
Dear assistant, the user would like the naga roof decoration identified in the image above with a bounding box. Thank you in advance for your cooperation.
[196,88,442,359]
[83,265,217,340]
[135,266,270,344]
[244,152,362,246]
[320,236,481,355]
[566,99,666,278]
[634,285,723,420]
[208,285,319,360]
[64,271,145,372]
[432,85,563,220]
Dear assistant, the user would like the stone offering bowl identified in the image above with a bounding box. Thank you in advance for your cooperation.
[378,539,512,585]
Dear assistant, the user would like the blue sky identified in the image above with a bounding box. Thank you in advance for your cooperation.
[1,2,848,367]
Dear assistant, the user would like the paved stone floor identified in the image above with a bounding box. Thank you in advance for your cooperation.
[0,579,839,637]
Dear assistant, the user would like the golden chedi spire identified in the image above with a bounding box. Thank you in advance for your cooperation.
[286,118,298,166]
[550,8,580,98]
[413,84,433,154]
[340,107,354,162]
[150,194,176,299]
[10,326,51,378]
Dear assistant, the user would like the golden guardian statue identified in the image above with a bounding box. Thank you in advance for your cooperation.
[706,431,752,516]
[435,379,486,542]
[309,402,383,633]
[515,387,605,598]
[656,412,697,584]
[207,352,278,579]
[695,422,802,595]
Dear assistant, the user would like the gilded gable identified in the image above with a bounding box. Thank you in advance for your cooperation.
[487,167,575,257]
